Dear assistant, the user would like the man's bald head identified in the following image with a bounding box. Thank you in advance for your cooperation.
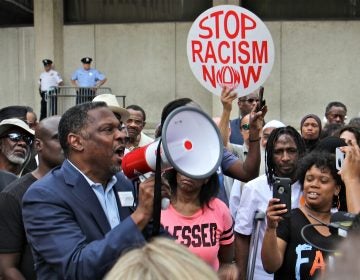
[35,116,64,169]
[35,116,61,140]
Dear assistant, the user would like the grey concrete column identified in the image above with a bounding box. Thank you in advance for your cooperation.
[33,0,64,115]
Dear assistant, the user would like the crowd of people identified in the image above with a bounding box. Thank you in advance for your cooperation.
[0,78,359,280]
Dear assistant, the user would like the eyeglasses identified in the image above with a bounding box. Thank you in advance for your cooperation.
[4,132,34,145]
[241,124,250,131]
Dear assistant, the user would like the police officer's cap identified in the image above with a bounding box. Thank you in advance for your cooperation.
[81,57,92,64]
[42,59,53,66]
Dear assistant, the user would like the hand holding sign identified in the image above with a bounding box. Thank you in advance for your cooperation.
[187,5,274,97]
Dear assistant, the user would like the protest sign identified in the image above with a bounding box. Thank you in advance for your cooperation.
[187,5,274,96]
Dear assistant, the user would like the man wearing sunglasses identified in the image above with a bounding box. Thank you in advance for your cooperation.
[0,116,63,280]
[229,91,259,145]
[0,118,34,176]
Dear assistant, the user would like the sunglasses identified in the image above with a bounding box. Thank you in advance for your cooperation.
[4,132,34,146]
[246,98,259,103]
[239,98,259,103]
[241,124,250,131]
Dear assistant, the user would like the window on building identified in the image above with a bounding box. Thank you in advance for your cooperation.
[64,0,212,24]
[0,0,33,26]
[242,0,360,20]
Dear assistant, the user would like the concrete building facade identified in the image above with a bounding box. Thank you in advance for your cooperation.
[0,0,359,129]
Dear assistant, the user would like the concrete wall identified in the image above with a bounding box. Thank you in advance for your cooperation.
[0,21,359,129]
[0,27,34,107]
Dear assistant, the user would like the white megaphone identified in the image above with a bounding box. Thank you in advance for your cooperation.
[121,106,223,180]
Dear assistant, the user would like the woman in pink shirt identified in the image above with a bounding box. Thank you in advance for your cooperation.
[161,170,237,279]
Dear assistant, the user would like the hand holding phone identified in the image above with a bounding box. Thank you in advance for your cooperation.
[336,147,345,171]
[256,86,266,112]
[273,176,292,217]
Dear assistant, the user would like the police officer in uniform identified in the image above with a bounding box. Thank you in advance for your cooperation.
[39,59,63,120]
[71,57,107,104]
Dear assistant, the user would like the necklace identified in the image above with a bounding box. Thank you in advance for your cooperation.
[303,204,332,229]
[304,203,331,214]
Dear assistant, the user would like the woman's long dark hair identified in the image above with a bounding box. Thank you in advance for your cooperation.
[156,98,193,138]
[163,169,219,208]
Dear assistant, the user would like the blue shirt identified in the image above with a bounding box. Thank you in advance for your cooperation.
[229,118,244,145]
[71,68,106,87]
[67,160,120,228]
[221,148,239,173]
[216,167,229,206]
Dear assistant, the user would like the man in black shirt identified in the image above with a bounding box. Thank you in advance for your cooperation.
[0,116,64,279]
[0,170,17,192]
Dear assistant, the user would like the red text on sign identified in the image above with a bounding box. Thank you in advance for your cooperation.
[199,11,257,40]
[191,40,268,64]
[203,65,262,89]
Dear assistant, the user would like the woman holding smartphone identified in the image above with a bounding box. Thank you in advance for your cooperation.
[261,151,344,279]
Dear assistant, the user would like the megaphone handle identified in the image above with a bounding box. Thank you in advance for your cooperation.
[151,139,163,237]
[161,198,170,210]
[136,172,169,210]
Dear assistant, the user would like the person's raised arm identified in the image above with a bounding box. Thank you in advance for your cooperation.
[225,105,266,182]
[261,198,287,273]
[339,143,360,213]
[219,87,237,147]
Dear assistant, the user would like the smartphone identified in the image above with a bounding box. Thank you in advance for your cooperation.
[336,147,345,171]
[256,86,266,112]
[273,176,292,217]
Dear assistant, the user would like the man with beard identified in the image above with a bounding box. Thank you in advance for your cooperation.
[234,126,305,280]
[0,118,34,177]
[0,116,64,280]
[22,102,169,279]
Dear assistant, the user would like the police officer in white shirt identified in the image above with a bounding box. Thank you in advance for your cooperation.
[39,59,63,120]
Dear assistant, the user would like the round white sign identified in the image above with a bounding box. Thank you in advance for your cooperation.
[187,5,275,97]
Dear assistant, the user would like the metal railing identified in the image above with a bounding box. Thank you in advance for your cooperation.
[45,86,126,117]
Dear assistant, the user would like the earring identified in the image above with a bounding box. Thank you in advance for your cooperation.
[332,194,341,210]
[336,195,341,210]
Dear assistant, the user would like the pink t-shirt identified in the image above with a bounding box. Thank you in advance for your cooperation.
[161,198,234,270]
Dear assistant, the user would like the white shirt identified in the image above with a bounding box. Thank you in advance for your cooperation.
[39,69,63,91]
[234,174,302,280]
[224,143,247,201]
[228,144,248,218]
[229,179,245,219]
[138,132,154,147]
